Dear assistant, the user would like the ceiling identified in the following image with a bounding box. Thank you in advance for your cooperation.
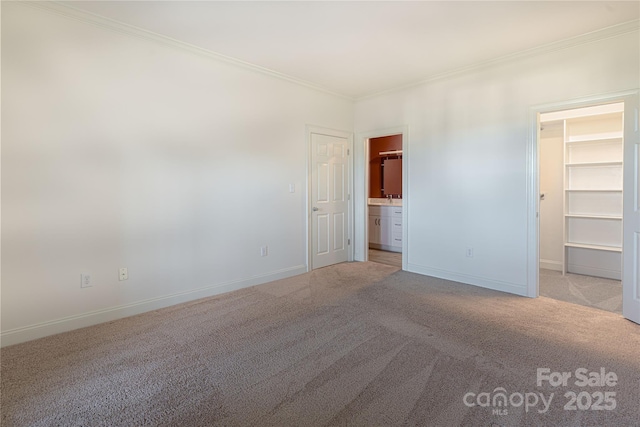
[59,1,640,99]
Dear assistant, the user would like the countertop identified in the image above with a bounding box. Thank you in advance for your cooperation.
[368,198,403,207]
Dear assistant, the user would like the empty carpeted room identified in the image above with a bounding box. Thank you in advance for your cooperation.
[2,2,640,426]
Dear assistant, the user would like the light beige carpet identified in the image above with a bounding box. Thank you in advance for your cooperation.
[2,262,639,426]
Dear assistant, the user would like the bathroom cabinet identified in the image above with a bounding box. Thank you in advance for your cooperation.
[369,205,402,252]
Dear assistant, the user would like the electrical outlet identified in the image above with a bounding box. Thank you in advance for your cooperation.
[260,246,268,257]
[81,273,92,288]
[466,247,474,258]
[119,267,128,281]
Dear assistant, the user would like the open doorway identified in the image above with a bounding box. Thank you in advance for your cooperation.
[367,134,403,268]
[538,102,624,313]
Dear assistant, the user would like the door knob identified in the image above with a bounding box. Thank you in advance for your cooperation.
[312,207,319,211]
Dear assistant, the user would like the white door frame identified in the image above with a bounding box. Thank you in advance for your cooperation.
[354,126,409,270]
[306,125,354,271]
[527,90,640,319]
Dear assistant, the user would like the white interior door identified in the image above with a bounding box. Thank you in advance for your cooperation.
[311,132,349,269]
[622,98,640,324]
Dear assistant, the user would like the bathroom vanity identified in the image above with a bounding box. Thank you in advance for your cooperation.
[368,199,402,253]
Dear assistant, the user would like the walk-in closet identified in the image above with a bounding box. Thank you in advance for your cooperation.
[539,102,624,312]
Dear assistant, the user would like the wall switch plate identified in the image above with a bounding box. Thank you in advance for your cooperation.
[260,246,268,257]
[81,273,92,288]
[289,183,295,193]
[466,247,474,258]
[119,267,128,281]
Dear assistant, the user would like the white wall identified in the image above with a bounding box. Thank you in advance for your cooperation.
[539,128,564,271]
[1,3,353,345]
[354,28,639,295]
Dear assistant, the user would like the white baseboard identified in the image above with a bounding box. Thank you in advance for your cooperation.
[567,264,621,281]
[0,265,307,348]
[540,259,563,272]
[406,263,528,297]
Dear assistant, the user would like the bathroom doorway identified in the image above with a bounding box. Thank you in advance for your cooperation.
[367,134,403,268]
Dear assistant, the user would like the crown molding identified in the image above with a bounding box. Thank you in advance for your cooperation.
[14,1,639,103]
[19,0,355,101]
[357,19,640,102]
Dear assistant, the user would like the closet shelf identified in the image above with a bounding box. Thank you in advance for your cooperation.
[565,132,623,143]
[565,138,623,146]
[565,214,622,220]
[560,107,624,277]
[565,161,622,167]
[564,243,622,253]
[565,189,622,192]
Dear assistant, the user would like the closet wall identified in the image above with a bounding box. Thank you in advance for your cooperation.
[539,123,564,271]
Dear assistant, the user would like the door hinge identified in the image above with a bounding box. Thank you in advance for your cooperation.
[348,239,351,245]
[348,194,351,200]
[347,149,350,155]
